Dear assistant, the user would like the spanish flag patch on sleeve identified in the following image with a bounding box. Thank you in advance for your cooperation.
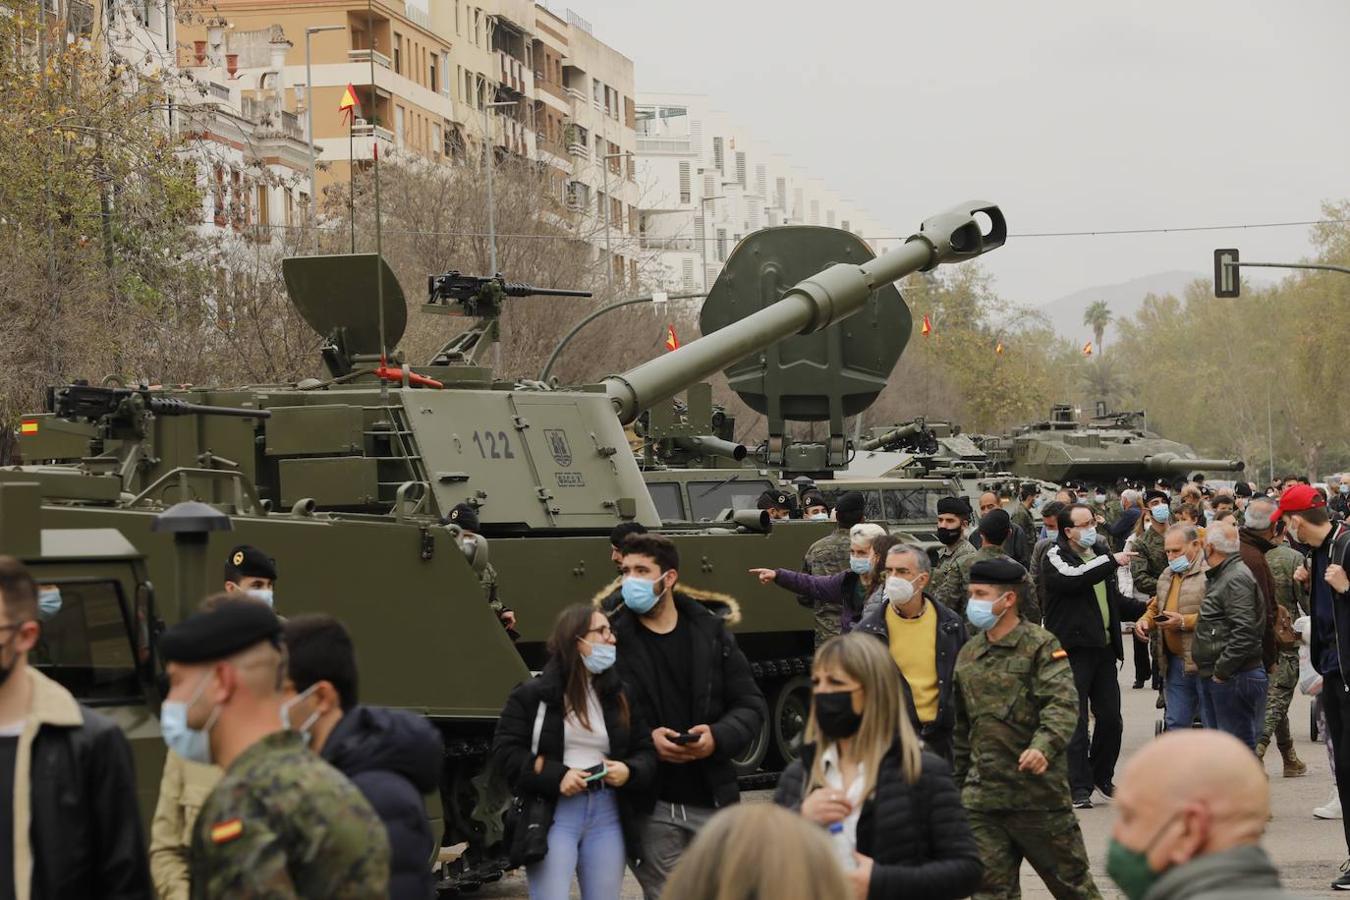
[1051,649,1068,660]
[210,818,244,844]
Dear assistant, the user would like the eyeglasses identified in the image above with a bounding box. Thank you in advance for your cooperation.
[583,625,614,640]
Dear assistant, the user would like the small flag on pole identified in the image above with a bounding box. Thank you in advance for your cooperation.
[920,314,932,337]
[664,325,680,352]
[995,341,1004,355]
[1082,340,1094,357]
[339,83,361,123]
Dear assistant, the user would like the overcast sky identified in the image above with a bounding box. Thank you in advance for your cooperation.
[566,0,1350,307]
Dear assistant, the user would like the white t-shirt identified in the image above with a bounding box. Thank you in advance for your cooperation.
[821,744,868,852]
[563,683,610,769]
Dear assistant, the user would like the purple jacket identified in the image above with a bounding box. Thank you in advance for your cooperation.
[773,568,867,632]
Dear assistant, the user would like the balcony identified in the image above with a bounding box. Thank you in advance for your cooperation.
[564,86,586,104]
[567,141,588,160]
[351,121,395,143]
[497,51,525,94]
[637,136,692,155]
[347,48,391,70]
[641,236,698,252]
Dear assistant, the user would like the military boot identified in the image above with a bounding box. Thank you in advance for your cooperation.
[1282,744,1308,778]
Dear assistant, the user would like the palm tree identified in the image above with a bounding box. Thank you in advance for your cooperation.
[1083,300,1112,354]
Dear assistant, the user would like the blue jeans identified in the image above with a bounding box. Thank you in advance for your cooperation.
[1198,667,1269,751]
[1164,654,1203,731]
[526,788,626,900]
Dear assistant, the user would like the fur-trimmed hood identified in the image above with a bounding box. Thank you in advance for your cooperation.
[590,576,742,626]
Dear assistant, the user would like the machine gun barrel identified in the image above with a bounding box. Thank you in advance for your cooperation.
[1144,453,1244,475]
[497,282,592,299]
[672,435,748,462]
[51,385,270,421]
[602,201,1006,425]
[860,420,925,452]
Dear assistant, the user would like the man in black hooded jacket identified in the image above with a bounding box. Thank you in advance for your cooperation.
[282,615,444,900]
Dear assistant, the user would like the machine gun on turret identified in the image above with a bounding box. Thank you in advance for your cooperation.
[49,383,271,425]
[423,273,592,367]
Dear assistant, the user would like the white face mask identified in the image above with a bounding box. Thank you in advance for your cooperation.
[884,575,916,609]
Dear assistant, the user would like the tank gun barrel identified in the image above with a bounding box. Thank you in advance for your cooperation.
[1144,453,1245,475]
[860,419,926,452]
[602,201,1006,425]
[672,435,748,462]
[51,384,270,421]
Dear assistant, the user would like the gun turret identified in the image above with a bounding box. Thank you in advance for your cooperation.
[1144,454,1245,475]
[860,419,928,453]
[50,384,271,423]
[602,201,1006,425]
[425,272,592,319]
[672,435,748,463]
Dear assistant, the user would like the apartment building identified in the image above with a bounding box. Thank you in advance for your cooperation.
[635,93,896,293]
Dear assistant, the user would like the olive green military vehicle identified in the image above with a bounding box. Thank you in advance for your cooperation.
[12,201,1006,889]
[1003,404,1244,486]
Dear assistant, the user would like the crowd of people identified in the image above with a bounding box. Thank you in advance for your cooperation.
[1,473,1349,898]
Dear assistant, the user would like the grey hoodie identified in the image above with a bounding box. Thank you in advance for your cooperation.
[1143,845,1302,900]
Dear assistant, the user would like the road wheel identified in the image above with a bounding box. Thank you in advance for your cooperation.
[767,675,812,767]
[730,705,770,776]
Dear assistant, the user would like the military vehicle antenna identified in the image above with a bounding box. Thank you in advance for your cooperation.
[367,0,390,404]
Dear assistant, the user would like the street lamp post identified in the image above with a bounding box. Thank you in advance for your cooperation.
[483,98,517,275]
[304,25,345,252]
[699,194,725,291]
[599,150,633,293]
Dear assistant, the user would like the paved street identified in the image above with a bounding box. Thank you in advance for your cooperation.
[475,663,1344,898]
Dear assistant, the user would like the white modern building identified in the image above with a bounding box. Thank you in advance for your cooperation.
[635,92,897,294]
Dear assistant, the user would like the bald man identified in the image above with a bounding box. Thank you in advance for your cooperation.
[1108,730,1295,899]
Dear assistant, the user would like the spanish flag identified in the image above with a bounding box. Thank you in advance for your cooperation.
[339,83,361,124]
[664,325,680,352]
[19,421,38,436]
[920,314,932,337]
[1082,340,1093,357]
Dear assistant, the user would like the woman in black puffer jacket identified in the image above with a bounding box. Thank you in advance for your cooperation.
[773,633,982,900]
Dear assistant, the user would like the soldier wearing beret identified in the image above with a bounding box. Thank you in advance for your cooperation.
[800,490,831,521]
[931,496,977,616]
[952,558,1099,899]
[802,490,867,645]
[445,503,517,633]
[756,489,796,522]
[158,599,389,899]
[222,545,277,608]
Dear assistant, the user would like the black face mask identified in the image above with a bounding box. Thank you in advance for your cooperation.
[936,526,963,546]
[814,691,862,741]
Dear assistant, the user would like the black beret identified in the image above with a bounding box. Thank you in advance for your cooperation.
[443,503,480,532]
[801,491,829,510]
[834,491,865,517]
[160,600,282,664]
[757,490,794,511]
[969,557,1028,586]
[1234,481,1253,497]
[1144,489,1169,505]
[936,496,971,518]
[224,545,277,584]
[978,508,1012,545]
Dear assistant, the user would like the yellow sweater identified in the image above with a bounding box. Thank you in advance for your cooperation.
[885,600,939,724]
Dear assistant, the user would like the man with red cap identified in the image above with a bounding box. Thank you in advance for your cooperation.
[1274,483,1350,890]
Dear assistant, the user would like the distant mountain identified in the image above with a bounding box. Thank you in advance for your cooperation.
[1036,271,1202,342]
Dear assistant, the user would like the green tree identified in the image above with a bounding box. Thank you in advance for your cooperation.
[1083,299,1112,353]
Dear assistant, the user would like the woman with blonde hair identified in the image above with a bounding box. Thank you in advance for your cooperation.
[662,804,850,900]
[774,633,981,900]
[749,523,889,635]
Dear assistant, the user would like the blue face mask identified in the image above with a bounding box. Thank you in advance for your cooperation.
[621,576,663,615]
[250,588,274,608]
[581,640,617,674]
[1341,484,1349,496]
[1168,555,1192,574]
[1045,529,1059,542]
[1075,526,1099,548]
[1150,505,1171,524]
[160,670,219,765]
[1203,509,1215,524]
[37,587,62,620]
[849,556,872,575]
[966,596,1006,631]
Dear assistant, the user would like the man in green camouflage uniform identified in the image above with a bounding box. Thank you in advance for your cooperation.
[953,557,1100,900]
[1131,490,1171,601]
[932,496,977,616]
[1009,483,1039,549]
[1247,497,1310,773]
[159,600,391,899]
[447,503,516,631]
[954,509,1040,624]
[802,490,866,644]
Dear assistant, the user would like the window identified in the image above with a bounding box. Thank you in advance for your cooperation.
[394,105,405,147]
[716,228,727,262]
[841,219,850,232]
[648,483,686,522]
[256,184,269,229]
[884,490,950,523]
[681,258,695,290]
[455,0,461,34]
[678,161,691,204]
[826,210,835,227]
[393,33,402,74]
[756,164,767,199]
[33,580,144,705]
[776,177,787,209]
[735,151,746,187]
[433,122,443,155]
[712,136,724,172]
[430,52,438,91]
[688,479,775,522]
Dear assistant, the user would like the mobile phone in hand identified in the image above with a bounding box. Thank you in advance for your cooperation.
[670,731,699,745]
[583,763,608,782]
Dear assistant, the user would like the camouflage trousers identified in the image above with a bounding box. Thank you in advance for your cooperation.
[1259,649,1300,753]
[968,808,1102,900]
[813,603,842,647]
